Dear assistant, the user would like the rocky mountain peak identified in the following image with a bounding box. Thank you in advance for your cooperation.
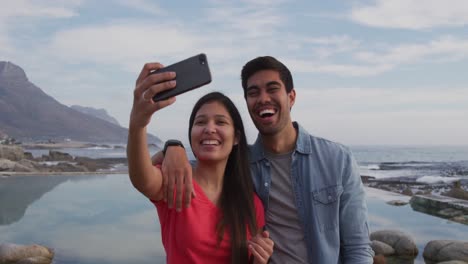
[0,61,28,82]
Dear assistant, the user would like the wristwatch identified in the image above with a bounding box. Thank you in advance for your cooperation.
[163,139,184,155]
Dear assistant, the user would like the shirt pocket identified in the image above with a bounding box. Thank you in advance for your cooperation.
[311,185,343,231]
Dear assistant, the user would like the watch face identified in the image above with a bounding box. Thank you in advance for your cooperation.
[163,140,184,154]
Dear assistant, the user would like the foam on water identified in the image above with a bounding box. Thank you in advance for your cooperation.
[416,175,461,184]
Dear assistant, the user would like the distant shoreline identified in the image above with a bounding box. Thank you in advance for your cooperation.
[0,170,128,177]
[22,141,121,149]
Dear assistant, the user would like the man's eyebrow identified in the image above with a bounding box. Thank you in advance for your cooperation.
[266,81,281,86]
[247,81,281,90]
[246,84,259,90]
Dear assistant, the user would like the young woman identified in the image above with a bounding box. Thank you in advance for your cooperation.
[127,63,273,264]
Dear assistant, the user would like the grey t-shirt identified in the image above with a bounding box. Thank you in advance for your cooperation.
[265,151,308,263]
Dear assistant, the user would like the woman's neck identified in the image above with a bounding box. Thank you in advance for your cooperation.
[193,160,227,205]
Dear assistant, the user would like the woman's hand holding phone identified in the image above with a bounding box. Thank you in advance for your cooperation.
[130,62,177,129]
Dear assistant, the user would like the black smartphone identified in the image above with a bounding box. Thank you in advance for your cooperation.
[152,53,212,102]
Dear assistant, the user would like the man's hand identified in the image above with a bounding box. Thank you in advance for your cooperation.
[156,145,194,211]
[249,230,274,264]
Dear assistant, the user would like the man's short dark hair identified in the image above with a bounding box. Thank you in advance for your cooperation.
[241,56,294,98]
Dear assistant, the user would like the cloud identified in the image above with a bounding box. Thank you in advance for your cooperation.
[281,35,468,77]
[284,58,393,76]
[0,0,81,19]
[48,21,202,70]
[293,87,468,145]
[116,0,163,15]
[0,0,82,59]
[356,36,468,65]
[350,0,468,29]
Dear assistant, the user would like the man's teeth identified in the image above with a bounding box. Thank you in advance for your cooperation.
[259,109,275,117]
[202,140,219,145]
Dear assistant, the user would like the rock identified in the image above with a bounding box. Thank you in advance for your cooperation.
[372,254,387,264]
[423,240,468,264]
[371,240,395,256]
[0,243,53,263]
[386,200,408,206]
[371,230,418,257]
[45,150,73,161]
[51,162,88,172]
[451,215,468,225]
[437,260,468,264]
[438,208,464,218]
[402,187,413,196]
[0,145,24,161]
[0,159,35,172]
[23,152,34,160]
[16,256,53,264]
[443,181,468,201]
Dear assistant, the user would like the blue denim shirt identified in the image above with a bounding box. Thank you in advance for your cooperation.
[249,122,374,264]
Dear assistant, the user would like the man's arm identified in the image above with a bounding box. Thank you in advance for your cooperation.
[151,145,194,211]
[339,151,374,263]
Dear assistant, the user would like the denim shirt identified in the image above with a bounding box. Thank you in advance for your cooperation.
[249,122,374,264]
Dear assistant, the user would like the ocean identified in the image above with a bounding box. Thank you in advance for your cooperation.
[1,145,467,263]
[24,144,468,186]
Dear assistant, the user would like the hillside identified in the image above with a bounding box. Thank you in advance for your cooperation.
[0,61,161,144]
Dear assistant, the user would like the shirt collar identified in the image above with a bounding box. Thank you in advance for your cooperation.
[249,122,313,162]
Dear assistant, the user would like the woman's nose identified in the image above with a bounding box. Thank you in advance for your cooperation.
[203,122,216,134]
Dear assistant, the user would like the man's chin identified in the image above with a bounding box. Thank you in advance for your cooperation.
[254,125,279,136]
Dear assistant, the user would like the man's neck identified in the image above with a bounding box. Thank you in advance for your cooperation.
[261,122,297,154]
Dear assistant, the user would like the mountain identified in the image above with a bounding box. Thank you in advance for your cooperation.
[0,61,161,144]
[71,105,120,126]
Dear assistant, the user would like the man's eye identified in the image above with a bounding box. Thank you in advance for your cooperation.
[247,90,258,96]
[268,87,279,93]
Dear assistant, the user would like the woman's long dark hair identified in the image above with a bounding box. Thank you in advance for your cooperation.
[188,92,258,263]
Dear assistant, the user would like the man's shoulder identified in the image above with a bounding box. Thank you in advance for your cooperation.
[297,124,352,157]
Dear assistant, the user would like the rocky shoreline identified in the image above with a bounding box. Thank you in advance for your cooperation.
[0,144,128,175]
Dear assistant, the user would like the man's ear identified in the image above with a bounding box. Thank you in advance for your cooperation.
[288,89,296,110]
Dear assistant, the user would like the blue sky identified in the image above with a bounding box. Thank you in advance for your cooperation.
[1,0,467,146]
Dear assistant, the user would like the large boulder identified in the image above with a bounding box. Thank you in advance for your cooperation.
[0,243,53,264]
[0,145,24,161]
[371,240,395,256]
[436,261,468,264]
[423,240,468,264]
[41,151,73,162]
[371,230,418,257]
[0,159,36,172]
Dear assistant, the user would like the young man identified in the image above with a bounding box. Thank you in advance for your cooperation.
[159,56,374,263]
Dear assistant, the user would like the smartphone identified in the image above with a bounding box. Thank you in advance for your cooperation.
[152,53,212,102]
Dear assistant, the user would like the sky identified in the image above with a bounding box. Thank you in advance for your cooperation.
[1,0,468,146]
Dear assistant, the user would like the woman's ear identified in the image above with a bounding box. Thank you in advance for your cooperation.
[234,131,240,146]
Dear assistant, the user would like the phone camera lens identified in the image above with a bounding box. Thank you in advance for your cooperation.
[199,54,206,65]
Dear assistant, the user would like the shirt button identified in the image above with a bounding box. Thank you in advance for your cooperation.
[328,195,332,200]
[264,182,269,187]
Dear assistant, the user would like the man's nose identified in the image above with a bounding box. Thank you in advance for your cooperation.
[258,90,270,103]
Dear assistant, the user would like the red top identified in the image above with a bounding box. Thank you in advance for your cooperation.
[152,180,265,264]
